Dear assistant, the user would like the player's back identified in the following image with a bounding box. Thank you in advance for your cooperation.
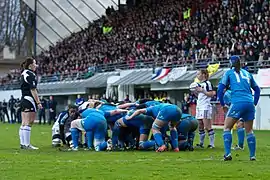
[145,100,161,107]
[225,69,254,104]
[98,104,124,123]
[146,103,172,118]
[99,104,117,112]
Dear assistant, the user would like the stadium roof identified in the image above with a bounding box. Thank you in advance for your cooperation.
[38,71,119,95]
[22,0,126,53]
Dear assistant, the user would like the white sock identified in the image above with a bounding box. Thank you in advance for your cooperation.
[208,129,215,146]
[19,125,24,145]
[23,126,31,146]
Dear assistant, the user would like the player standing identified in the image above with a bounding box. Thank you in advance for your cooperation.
[218,55,260,161]
[195,70,216,148]
[19,57,42,149]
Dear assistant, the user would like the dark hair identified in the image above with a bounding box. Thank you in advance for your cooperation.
[21,57,34,70]
[68,104,77,110]
[200,69,209,80]
[234,60,241,73]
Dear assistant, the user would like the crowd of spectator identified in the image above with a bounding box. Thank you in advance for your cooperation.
[1,0,270,88]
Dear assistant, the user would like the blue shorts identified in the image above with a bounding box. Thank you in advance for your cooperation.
[157,105,182,123]
[177,117,198,140]
[83,114,107,133]
[227,102,255,121]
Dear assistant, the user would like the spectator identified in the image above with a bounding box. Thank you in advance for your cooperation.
[48,96,57,125]
[8,95,17,123]
[38,96,47,125]
[2,99,10,123]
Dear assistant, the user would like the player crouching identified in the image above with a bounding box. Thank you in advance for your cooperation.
[52,105,79,147]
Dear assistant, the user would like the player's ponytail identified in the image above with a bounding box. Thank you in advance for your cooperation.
[21,57,34,69]
[234,60,241,73]
[230,55,241,73]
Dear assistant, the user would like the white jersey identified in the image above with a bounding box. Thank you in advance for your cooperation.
[196,80,213,110]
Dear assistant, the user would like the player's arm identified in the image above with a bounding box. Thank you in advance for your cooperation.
[104,109,128,118]
[217,71,230,107]
[27,73,41,105]
[117,103,136,109]
[125,109,146,120]
[198,81,216,97]
[250,74,261,106]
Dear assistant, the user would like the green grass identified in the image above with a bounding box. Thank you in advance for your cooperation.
[0,124,270,180]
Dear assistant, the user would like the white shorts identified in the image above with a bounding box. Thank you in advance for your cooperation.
[196,108,212,120]
[71,119,85,132]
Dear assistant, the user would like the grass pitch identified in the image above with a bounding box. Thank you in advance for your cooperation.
[0,124,270,180]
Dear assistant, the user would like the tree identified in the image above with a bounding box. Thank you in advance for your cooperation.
[0,0,33,56]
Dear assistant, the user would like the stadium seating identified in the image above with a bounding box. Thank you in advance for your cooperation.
[1,0,270,88]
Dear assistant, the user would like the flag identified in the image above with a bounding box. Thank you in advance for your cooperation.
[152,68,171,81]
[160,67,187,84]
[193,63,220,82]
[207,63,220,77]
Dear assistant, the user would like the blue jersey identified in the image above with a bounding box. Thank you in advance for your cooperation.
[145,103,168,118]
[220,68,258,104]
[124,110,153,128]
[223,90,232,106]
[145,100,161,107]
[145,103,181,123]
[98,104,117,112]
[82,108,111,119]
[98,104,124,123]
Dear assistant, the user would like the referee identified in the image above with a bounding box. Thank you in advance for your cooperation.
[19,57,42,149]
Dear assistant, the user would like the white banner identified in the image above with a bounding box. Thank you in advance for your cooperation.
[257,68,270,88]
[159,67,187,84]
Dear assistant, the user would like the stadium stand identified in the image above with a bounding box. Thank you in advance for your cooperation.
[1,0,270,89]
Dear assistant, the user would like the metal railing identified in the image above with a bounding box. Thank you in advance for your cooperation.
[1,57,270,91]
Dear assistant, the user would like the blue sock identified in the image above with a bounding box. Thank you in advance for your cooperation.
[71,128,79,148]
[112,122,121,147]
[153,133,164,147]
[139,140,155,150]
[118,140,125,148]
[179,141,188,150]
[247,133,256,158]
[237,128,245,148]
[170,129,178,149]
[223,130,232,156]
[86,131,94,149]
[99,142,107,151]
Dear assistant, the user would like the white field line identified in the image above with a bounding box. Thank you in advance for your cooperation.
[0,158,217,164]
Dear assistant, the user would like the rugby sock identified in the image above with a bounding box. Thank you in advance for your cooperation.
[112,122,121,147]
[23,125,31,146]
[86,131,94,149]
[199,130,205,145]
[247,133,256,158]
[99,141,107,151]
[208,129,215,146]
[153,133,164,147]
[188,132,195,147]
[139,140,155,150]
[237,128,245,148]
[19,125,24,145]
[170,129,178,149]
[71,128,79,148]
[223,130,232,156]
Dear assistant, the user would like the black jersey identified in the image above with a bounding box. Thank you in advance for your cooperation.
[20,69,37,98]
